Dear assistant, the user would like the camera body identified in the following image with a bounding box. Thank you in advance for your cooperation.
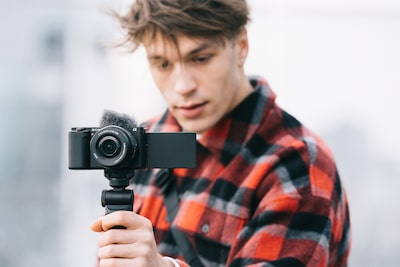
[68,125,196,170]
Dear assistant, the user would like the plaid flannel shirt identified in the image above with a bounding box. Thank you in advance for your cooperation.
[132,76,351,267]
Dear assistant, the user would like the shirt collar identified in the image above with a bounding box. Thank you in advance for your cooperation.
[198,76,276,165]
[146,76,277,165]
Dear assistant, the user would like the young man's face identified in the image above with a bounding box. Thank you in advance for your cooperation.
[145,31,251,134]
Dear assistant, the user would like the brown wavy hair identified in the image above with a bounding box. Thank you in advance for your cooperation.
[113,0,250,51]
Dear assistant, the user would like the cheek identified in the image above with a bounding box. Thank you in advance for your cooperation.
[157,87,172,106]
[211,66,238,98]
[151,72,172,101]
[150,70,165,89]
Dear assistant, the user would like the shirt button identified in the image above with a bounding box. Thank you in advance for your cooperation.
[201,224,210,233]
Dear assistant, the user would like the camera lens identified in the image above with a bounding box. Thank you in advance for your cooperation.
[98,136,120,157]
[90,126,137,168]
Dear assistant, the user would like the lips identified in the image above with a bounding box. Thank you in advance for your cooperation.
[177,102,207,119]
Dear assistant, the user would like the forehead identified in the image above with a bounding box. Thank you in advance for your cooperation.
[144,32,224,59]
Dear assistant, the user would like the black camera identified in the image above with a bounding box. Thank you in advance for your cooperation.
[68,126,196,170]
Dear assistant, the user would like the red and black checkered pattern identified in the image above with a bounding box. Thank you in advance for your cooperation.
[132,76,351,267]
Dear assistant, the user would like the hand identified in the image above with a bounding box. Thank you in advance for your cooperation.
[91,211,173,267]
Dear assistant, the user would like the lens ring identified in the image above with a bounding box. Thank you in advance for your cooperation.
[90,126,135,168]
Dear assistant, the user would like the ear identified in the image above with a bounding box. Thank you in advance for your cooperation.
[235,28,249,66]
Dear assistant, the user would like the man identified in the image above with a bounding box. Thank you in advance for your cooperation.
[90,0,351,266]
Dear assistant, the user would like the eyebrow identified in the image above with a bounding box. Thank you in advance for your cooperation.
[187,43,213,57]
[147,41,215,62]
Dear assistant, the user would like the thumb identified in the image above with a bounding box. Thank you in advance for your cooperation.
[90,217,104,232]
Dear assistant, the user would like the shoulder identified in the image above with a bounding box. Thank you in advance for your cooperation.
[251,105,340,202]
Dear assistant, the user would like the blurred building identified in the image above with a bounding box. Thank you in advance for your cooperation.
[0,3,65,266]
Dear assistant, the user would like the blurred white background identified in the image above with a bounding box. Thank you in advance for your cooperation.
[0,0,399,266]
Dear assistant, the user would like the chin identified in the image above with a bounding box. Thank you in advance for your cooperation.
[178,121,206,134]
[182,120,219,134]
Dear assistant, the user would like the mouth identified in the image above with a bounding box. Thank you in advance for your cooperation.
[176,102,207,118]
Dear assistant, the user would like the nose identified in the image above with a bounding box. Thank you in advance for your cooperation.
[173,66,196,95]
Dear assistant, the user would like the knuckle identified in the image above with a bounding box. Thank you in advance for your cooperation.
[98,231,114,246]
[112,211,126,222]
[140,216,153,232]
[99,245,116,258]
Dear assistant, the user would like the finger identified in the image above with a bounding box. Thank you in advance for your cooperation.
[90,217,104,232]
[98,247,163,267]
[101,211,150,231]
[97,229,136,247]
[99,258,144,267]
[98,243,136,259]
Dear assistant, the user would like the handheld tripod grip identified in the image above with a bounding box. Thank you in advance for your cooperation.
[101,189,134,229]
[101,189,134,214]
[101,169,136,229]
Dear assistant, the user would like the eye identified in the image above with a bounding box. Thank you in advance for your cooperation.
[158,60,171,70]
[192,55,211,64]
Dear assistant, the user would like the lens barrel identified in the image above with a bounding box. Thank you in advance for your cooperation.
[90,126,137,168]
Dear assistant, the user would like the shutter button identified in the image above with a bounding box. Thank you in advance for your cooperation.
[201,224,210,233]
